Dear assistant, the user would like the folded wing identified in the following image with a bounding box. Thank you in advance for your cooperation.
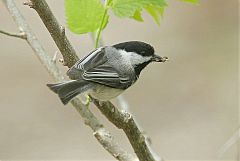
[67,47,133,89]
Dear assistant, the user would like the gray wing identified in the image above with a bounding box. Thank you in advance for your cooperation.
[67,47,134,89]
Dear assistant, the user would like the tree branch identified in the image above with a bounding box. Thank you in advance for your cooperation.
[71,99,136,161]
[24,0,79,68]
[0,29,27,39]
[2,0,135,160]
[91,97,163,161]
[2,0,63,81]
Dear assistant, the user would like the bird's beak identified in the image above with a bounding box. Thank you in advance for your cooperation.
[152,54,169,62]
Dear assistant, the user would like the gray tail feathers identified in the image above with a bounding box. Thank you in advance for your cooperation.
[47,80,91,105]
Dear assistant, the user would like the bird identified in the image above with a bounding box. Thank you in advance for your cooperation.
[47,41,168,105]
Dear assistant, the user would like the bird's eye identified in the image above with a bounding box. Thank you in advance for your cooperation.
[140,51,145,54]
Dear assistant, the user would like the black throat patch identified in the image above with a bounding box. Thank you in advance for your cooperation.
[134,60,152,77]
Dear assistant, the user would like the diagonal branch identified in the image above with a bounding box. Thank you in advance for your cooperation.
[2,0,135,160]
[2,0,63,80]
[71,99,136,161]
[23,0,79,68]
[91,97,163,161]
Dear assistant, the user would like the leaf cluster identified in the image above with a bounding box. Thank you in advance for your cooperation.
[64,0,198,44]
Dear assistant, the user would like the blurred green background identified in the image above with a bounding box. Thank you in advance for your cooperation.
[0,0,239,160]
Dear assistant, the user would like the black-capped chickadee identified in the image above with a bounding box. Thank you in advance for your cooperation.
[47,41,168,105]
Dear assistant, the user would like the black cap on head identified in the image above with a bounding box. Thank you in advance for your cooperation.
[113,41,155,57]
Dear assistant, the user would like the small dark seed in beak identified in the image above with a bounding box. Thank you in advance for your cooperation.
[152,55,169,62]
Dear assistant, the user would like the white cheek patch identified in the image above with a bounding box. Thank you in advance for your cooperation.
[119,50,151,66]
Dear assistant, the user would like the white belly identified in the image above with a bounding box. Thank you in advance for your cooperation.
[88,84,124,101]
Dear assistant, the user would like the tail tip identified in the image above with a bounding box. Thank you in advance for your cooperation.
[46,83,61,93]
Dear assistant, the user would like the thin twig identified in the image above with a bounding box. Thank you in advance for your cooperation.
[2,0,135,160]
[0,29,27,39]
[52,51,58,64]
[218,127,240,158]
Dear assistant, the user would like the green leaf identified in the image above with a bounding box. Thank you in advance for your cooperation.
[132,10,143,22]
[65,0,109,34]
[145,6,164,25]
[111,0,167,18]
[180,0,198,4]
[157,6,165,17]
